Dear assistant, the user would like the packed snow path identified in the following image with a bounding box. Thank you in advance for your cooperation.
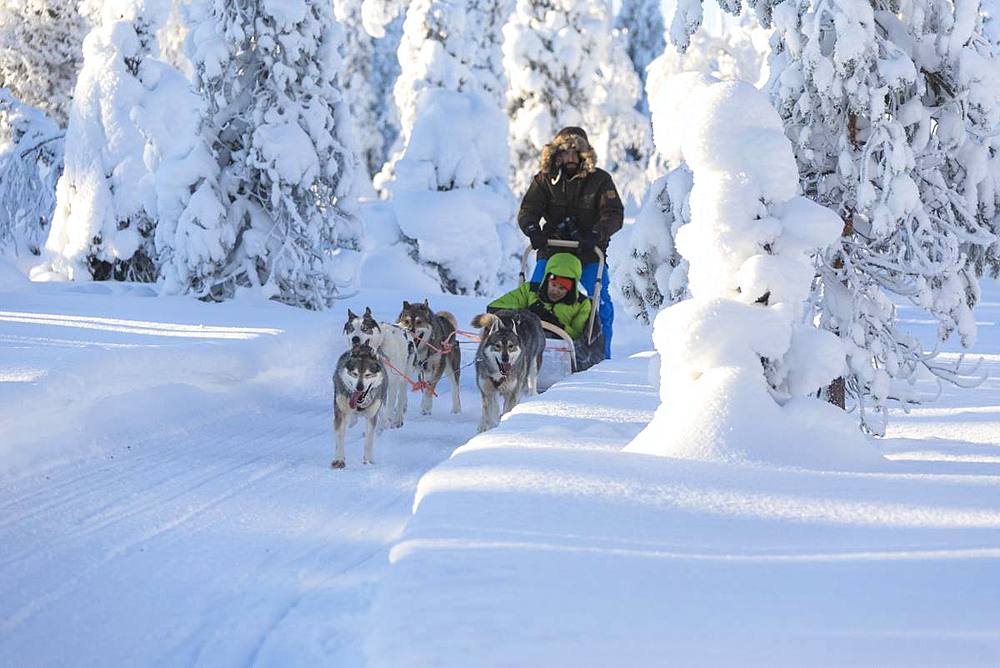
[3,278,1000,665]
[0,284,487,665]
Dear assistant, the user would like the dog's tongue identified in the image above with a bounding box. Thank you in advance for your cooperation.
[349,389,364,409]
[499,361,512,375]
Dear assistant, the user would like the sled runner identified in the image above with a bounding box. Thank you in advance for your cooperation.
[519,239,606,389]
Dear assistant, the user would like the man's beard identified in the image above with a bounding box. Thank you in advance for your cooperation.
[560,161,579,176]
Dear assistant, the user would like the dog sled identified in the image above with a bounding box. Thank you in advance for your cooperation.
[518,239,606,390]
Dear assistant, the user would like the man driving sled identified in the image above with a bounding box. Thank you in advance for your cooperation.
[517,126,623,360]
[487,253,603,370]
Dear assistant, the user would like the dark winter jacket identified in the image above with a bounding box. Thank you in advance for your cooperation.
[487,253,592,340]
[517,129,625,265]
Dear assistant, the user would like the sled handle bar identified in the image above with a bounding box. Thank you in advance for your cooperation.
[519,239,604,345]
[539,322,577,373]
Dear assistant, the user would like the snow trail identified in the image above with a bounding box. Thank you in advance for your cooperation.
[0,285,485,665]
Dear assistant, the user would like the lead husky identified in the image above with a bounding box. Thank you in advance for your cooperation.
[343,307,415,429]
[396,300,461,416]
[332,343,388,468]
[471,310,545,432]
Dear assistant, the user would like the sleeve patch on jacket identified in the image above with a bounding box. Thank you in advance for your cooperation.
[606,190,617,199]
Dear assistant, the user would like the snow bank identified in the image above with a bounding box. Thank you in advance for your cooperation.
[0,287,341,477]
[626,77,882,471]
[368,351,1000,666]
[0,257,28,291]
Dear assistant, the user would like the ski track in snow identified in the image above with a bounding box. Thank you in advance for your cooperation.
[0,287,485,666]
[3,281,1000,665]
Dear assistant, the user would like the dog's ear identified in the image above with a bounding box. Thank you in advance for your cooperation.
[347,308,356,319]
[512,320,518,337]
[363,306,372,317]
[423,298,429,307]
[402,300,410,309]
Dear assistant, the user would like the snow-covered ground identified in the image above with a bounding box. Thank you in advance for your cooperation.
[0,278,497,665]
[368,285,1000,665]
[2,273,999,665]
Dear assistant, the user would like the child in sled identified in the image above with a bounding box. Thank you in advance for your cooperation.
[487,253,604,370]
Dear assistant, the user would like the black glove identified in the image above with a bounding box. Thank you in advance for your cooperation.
[577,227,600,257]
[525,224,547,251]
[529,300,563,327]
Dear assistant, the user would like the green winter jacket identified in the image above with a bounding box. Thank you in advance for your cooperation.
[487,253,592,339]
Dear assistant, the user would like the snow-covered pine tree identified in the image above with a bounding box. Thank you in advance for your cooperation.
[768,0,999,431]
[0,1,87,126]
[147,38,226,300]
[158,0,192,79]
[612,16,771,324]
[503,0,653,202]
[646,12,768,89]
[0,90,63,258]
[353,1,404,177]
[626,74,879,471]
[182,0,364,308]
[360,0,407,38]
[503,0,604,195]
[41,0,172,283]
[663,0,1000,433]
[387,0,514,160]
[610,168,692,325]
[591,33,655,208]
[615,0,665,114]
[334,0,394,178]
[376,0,520,296]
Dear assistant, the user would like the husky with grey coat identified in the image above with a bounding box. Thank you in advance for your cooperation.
[396,300,461,416]
[332,343,388,468]
[471,310,545,432]
[342,307,415,429]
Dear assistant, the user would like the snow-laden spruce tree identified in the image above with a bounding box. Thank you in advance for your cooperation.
[183,0,364,308]
[626,74,882,471]
[592,34,656,207]
[647,12,769,89]
[766,0,1000,431]
[611,22,768,325]
[40,0,173,283]
[147,51,226,300]
[610,168,693,325]
[334,0,396,178]
[499,0,587,195]
[353,2,404,177]
[0,1,86,126]
[373,0,520,296]
[0,90,63,259]
[612,13,771,319]
[661,0,999,433]
[615,0,665,113]
[503,0,653,202]
[158,0,192,79]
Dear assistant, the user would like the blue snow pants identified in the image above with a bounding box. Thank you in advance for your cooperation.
[531,258,613,360]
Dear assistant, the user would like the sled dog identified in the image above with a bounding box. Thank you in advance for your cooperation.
[396,300,461,416]
[332,343,388,468]
[471,310,545,432]
[343,307,415,429]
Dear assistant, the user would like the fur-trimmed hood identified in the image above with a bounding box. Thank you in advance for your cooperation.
[540,127,597,177]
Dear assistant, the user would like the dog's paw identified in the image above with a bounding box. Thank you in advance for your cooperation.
[477,423,489,433]
[420,408,432,416]
[331,459,346,470]
[363,457,375,465]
